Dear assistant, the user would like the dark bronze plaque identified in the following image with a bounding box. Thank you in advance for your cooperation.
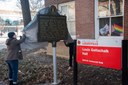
[38,15,68,42]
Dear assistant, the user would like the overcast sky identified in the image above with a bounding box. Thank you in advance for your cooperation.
[0,0,45,20]
[0,0,20,11]
[0,0,45,11]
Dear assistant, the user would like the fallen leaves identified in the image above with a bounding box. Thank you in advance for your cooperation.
[0,49,122,85]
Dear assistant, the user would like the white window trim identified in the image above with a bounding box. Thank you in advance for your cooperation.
[58,1,76,39]
[58,1,75,21]
[95,0,99,39]
[94,0,124,39]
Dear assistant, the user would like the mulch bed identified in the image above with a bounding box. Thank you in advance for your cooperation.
[0,49,122,85]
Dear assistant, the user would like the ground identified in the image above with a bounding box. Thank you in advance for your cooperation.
[0,48,122,85]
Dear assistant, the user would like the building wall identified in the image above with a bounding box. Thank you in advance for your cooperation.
[75,0,95,39]
[45,0,95,57]
[124,0,128,40]
[45,0,74,57]
[44,0,128,56]
[45,0,127,40]
[0,10,22,19]
[45,0,95,39]
[45,0,74,7]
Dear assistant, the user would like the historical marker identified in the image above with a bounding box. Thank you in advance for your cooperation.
[38,15,68,42]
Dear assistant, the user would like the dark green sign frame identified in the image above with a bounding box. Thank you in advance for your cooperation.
[38,15,68,42]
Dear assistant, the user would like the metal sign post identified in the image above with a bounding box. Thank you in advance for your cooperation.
[122,40,128,85]
[37,5,68,85]
[52,41,58,85]
[73,40,78,85]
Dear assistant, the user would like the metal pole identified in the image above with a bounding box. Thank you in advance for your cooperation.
[73,40,78,85]
[122,40,128,85]
[52,42,58,85]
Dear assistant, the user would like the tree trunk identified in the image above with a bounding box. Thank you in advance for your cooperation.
[20,0,31,27]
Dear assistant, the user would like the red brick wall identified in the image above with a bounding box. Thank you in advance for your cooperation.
[45,0,95,39]
[45,0,74,7]
[124,0,128,40]
[75,0,95,39]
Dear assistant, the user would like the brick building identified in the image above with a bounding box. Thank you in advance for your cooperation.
[45,0,128,40]
[45,0,128,60]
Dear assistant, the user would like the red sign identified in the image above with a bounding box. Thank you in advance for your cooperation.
[77,39,122,70]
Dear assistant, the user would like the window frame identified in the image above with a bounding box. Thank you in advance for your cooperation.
[95,0,124,39]
[58,1,75,21]
[58,1,76,39]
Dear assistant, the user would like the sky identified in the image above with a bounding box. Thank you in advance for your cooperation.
[0,0,20,11]
[0,0,45,11]
[0,0,45,20]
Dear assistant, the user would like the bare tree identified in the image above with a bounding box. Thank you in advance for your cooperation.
[29,0,44,11]
[20,0,31,27]
[17,0,44,16]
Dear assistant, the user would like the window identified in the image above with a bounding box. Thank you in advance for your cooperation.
[58,1,76,38]
[97,0,124,36]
